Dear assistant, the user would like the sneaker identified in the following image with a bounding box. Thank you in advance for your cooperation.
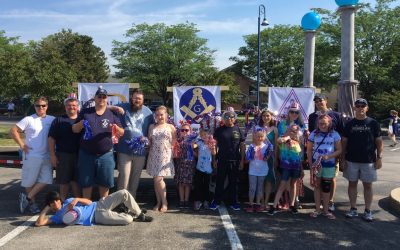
[255,204,264,213]
[183,201,190,209]
[135,213,153,222]
[267,206,276,216]
[178,201,185,209]
[362,210,373,222]
[194,201,202,211]
[209,201,219,210]
[345,208,358,218]
[230,203,241,211]
[19,192,29,214]
[245,205,254,213]
[29,202,41,214]
[290,206,298,214]
[203,201,210,209]
[328,202,335,212]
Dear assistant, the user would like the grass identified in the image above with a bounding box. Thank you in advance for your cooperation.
[0,125,18,146]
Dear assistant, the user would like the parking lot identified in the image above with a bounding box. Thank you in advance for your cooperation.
[0,140,399,250]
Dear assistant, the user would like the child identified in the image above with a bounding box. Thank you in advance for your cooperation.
[268,124,304,215]
[173,122,196,209]
[192,128,216,210]
[245,128,273,212]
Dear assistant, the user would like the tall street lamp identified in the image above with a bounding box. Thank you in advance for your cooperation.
[256,4,269,108]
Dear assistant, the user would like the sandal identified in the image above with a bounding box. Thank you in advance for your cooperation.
[323,212,336,220]
[310,210,321,218]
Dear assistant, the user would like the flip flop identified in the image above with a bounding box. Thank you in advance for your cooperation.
[323,212,336,220]
[310,210,321,218]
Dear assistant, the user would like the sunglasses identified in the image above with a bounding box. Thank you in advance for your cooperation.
[289,110,299,114]
[224,115,235,119]
[35,104,47,108]
[96,95,107,99]
[314,99,324,103]
[180,129,190,132]
[355,104,367,108]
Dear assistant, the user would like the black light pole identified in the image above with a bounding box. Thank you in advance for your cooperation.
[256,4,269,108]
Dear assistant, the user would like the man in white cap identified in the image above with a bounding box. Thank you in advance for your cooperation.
[48,94,81,201]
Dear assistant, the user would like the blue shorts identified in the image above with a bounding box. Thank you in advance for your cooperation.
[280,168,301,181]
[78,149,115,188]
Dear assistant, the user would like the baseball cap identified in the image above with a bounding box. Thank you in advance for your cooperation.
[354,98,368,106]
[313,94,327,101]
[95,87,107,96]
[223,110,237,119]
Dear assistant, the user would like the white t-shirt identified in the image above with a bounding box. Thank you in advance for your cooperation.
[248,143,269,176]
[16,114,55,158]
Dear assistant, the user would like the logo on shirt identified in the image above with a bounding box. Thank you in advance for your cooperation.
[101,119,110,128]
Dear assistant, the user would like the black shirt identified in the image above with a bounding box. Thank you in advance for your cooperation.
[48,115,80,153]
[213,125,245,161]
[343,117,381,163]
[308,110,345,135]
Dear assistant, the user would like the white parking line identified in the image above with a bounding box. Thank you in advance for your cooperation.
[218,205,244,250]
[0,215,38,247]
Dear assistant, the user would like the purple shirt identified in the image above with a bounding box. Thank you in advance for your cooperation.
[76,107,122,155]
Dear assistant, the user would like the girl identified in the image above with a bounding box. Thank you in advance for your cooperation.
[146,106,176,212]
[192,128,216,210]
[245,128,273,212]
[258,110,278,210]
[173,122,196,209]
[268,124,303,215]
[307,114,342,219]
[388,110,398,147]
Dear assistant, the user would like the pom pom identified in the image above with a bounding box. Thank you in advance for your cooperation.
[82,120,93,140]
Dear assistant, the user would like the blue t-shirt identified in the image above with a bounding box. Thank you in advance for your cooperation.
[115,104,154,156]
[50,198,97,226]
[76,107,122,155]
[195,139,213,174]
[308,130,341,168]
[48,115,81,153]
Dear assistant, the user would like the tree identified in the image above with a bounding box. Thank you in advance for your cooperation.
[112,23,217,105]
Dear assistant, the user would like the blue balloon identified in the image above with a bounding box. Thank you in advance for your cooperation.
[335,0,359,7]
[301,12,321,31]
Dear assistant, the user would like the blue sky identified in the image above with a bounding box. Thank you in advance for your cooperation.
[0,0,384,72]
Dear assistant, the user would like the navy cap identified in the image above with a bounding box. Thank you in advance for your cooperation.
[313,94,327,101]
[95,87,107,96]
[354,98,368,106]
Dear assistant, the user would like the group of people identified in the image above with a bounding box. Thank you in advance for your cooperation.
[10,89,384,227]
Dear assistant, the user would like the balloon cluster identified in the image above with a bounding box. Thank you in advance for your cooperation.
[126,136,149,155]
[82,120,93,140]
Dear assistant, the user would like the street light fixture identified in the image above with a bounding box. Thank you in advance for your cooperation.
[256,4,269,108]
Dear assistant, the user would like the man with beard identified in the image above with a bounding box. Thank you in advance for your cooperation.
[112,89,154,198]
[48,95,81,201]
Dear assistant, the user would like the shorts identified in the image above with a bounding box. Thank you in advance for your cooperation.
[56,152,78,184]
[78,149,115,188]
[280,168,301,181]
[316,167,336,179]
[343,161,377,183]
[265,165,276,184]
[21,156,53,187]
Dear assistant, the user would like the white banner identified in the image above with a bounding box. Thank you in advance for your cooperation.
[268,87,315,125]
[173,86,221,125]
[78,83,129,107]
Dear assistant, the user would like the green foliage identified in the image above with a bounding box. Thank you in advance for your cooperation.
[370,89,400,120]
[112,23,217,105]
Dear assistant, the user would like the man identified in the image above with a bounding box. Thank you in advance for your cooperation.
[308,94,345,212]
[35,189,152,227]
[341,98,383,222]
[72,87,124,199]
[210,109,246,211]
[48,96,81,201]
[10,97,55,214]
[112,89,154,198]
[7,100,15,118]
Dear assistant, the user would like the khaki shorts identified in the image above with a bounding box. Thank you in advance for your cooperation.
[343,161,377,183]
[21,156,53,187]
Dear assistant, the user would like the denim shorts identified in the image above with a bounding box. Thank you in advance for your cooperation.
[78,149,115,188]
[280,168,301,181]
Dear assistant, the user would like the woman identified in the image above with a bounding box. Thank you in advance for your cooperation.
[258,110,278,210]
[307,114,342,219]
[146,106,176,212]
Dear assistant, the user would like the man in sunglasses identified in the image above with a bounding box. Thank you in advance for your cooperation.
[10,97,55,214]
[308,94,345,212]
[72,87,124,200]
[341,98,383,222]
[210,110,246,211]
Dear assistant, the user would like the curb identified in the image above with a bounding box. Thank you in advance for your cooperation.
[389,187,400,212]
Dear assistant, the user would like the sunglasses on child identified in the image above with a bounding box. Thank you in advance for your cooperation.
[180,129,190,132]
[289,110,299,114]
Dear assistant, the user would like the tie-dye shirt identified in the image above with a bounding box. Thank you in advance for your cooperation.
[278,140,302,170]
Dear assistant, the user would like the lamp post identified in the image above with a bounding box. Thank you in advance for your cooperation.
[256,4,269,108]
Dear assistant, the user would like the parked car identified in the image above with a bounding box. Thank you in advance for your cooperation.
[149,101,163,111]
[0,102,8,114]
